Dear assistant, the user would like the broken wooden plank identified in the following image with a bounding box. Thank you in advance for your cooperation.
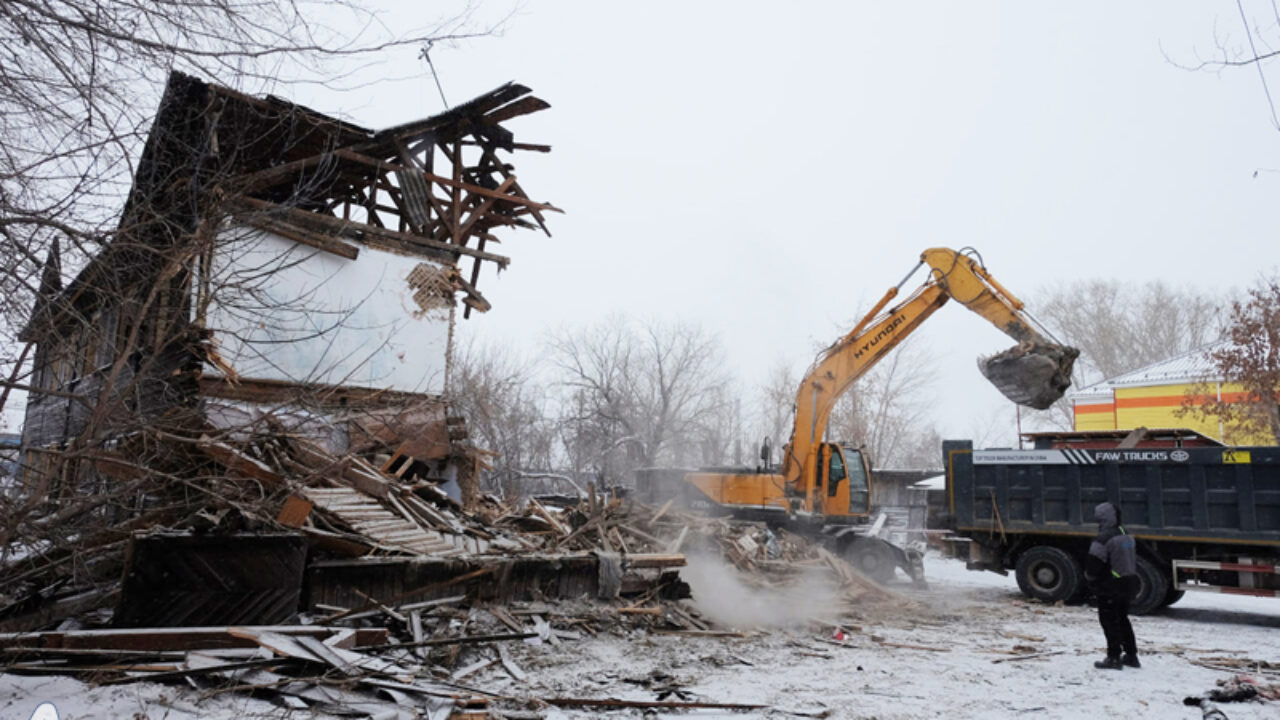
[196,436,282,486]
[648,499,674,526]
[992,650,1066,664]
[0,626,386,653]
[496,643,527,683]
[527,497,569,536]
[481,96,552,125]
[399,595,468,613]
[651,630,752,638]
[362,632,537,652]
[241,216,360,260]
[410,610,425,660]
[617,607,663,616]
[97,657,300,686]
[451,657,496,680]
[293,635,361,676]
[543,697,768,711]
[276,495,314,528]
[666,526,689,554]
[230,195,510,267]
[874,639,950,652]
[626,553,687,569]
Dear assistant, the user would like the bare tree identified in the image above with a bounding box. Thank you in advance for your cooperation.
[753,358,798,466]
[1035,279,1224,384]
[547,316,730,486]
[826,338,941,469]
[1178,276,1280,443]
[450,339,558,497]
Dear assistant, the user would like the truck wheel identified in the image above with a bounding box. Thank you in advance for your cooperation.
[1161,586,1186,607]
[1015,546,1083,604]
[846,539,896,583]
[1131,556,1169,615]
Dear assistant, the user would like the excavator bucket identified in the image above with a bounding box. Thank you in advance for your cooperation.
[978,342,1080,410]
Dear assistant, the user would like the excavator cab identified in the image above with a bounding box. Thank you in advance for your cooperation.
[816,443,870,519]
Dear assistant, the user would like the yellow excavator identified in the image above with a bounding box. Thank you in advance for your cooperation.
[635,247,1078,583]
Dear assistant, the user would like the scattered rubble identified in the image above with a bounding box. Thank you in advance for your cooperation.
[0,417,907,717]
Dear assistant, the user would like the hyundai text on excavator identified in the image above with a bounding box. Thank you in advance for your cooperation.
[634,247,1079,584]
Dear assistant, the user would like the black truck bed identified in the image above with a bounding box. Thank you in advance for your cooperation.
[944,440,1280,547]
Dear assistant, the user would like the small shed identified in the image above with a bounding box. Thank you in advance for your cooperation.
[1067,342,1269,445]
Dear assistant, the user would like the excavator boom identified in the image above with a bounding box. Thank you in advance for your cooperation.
[783,247,1077,505]
[635,247,1078,586]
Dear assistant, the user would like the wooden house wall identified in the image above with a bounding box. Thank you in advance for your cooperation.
[201,226,454,395]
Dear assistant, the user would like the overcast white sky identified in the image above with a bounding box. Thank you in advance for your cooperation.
[284,1,1280,449]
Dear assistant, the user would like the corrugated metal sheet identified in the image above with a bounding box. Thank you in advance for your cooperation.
[301,487,485,556]
[1097,342,1225,388]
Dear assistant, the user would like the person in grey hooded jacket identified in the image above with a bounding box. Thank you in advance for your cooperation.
[1084,501,1140,669]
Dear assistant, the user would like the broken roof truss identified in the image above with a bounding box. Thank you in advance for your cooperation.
[219,79,560,316]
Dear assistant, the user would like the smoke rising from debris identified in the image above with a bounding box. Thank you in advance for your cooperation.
[682,552,842,629]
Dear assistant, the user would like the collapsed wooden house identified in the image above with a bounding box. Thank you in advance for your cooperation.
[18,71,558,494]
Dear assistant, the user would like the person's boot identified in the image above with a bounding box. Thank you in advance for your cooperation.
[1122,653,1141,668]
[1094,655,1123,670]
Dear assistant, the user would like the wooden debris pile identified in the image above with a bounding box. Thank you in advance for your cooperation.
[0,427,516,633]
[0,590,773,717]
[491,490,902,610]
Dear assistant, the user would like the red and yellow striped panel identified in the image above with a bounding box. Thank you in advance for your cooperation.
[1073,400,1115,431]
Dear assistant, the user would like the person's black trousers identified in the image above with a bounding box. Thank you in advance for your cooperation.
[1096,577,1138,657]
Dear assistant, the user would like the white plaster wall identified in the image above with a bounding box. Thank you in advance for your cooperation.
[200,226,452,394]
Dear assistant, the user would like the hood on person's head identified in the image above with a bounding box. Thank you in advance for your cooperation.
[1094,502,1118,530]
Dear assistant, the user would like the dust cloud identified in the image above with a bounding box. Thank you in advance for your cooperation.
[681,552,843,629]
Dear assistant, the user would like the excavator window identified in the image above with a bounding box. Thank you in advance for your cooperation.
[845,448,870,515]
[827,445,846,497]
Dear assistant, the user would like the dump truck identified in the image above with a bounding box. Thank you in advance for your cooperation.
[942,434,1280,614]
[635,247,1079,583]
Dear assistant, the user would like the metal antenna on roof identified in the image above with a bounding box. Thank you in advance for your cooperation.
[418,40,450,110]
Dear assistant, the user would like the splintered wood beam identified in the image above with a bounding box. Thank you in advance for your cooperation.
[451,141,462,246]
[482,96,551,125]
[369,83,533,145]
[239,216,360,260]
[356,187,385,229]
[428,190,490,245]
[229,197,511,268]
[464,242,485,320]
[454,266,491,315]
[333,149,559,215]
[196,435,283,486]
[456,176,517,239]
[477,145,553,236]
[461,140,552,153]
[232,153,335,192]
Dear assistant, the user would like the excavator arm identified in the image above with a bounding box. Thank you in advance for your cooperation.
[782,247,1077,502]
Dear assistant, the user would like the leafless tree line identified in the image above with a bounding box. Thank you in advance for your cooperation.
[450,315,948,496]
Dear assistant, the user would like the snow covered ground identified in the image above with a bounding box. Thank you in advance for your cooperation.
[513,553,1280,720]
[2,553,1277,719]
